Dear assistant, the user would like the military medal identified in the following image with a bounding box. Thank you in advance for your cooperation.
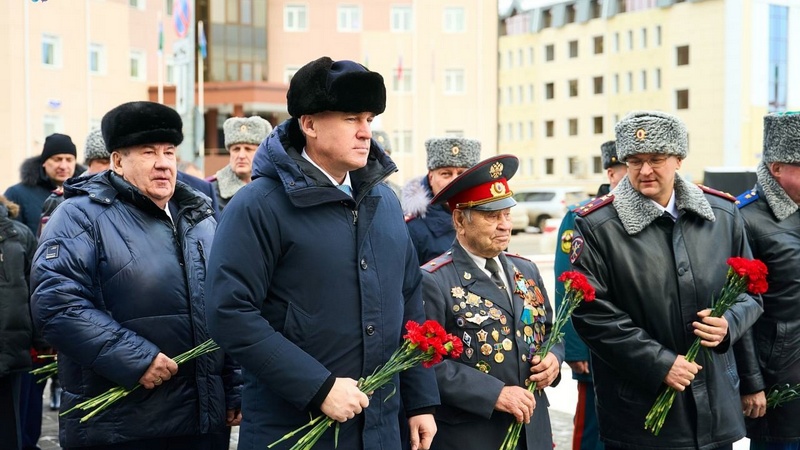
[476,329,488,342]
[491,328,500,342]
[480,343,493,356]
[502,338,513,351]
[476,361,491,373]
[451,287,465,299]
[462,332,472,347]
[494,352,505,363]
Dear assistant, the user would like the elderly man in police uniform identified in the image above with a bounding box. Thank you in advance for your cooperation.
[570,111,763,450]
[553,140,626,450]
[736,112,800,450]
[402,138,481,265]
[421,154,563,450]
[207,116,272,211]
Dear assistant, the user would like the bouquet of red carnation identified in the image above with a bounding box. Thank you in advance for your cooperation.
[645,257,768,435]
[269,320,463,450]
[499,271,595,450]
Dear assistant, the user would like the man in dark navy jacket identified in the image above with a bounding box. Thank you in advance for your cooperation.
[205,56,439,450]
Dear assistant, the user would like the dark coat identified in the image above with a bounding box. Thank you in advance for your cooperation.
[206,164,247,213]
[421,243,563,450]
[737,165,800,443]
[0,204,37,377]
[177,170,220,218]
[30,171,234,448]
[571,176,763,450]
[205,118,440,450]
[4,157,62,234]
[401,176,456,265]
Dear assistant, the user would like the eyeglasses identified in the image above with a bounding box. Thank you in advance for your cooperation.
[626,156,670,169]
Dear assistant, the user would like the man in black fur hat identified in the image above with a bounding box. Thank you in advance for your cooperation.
[205,56,439,450]
[30,101,240,449]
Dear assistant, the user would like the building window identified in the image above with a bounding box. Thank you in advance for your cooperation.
[676,45,690,66]
[568,118,578,136]
[568,79,578,97]
[284,4,307,31]
[641,70,647,90]
[545,158,554,175]
[393,68,413,92]
[528,47,534,64]
[590,0,602,18]
[545,82,554,99]
[593,116,603,134]
[614,32,619,52]
[517,49,523,67]
[676,89,689,109]
[391,5,412,32]
[507,123,514,141]
[655,26,662,46]
[593,76,603,94]
[593,156,602,174]
[626,72,633,92]
[594,36,604,54]
[517,85,524,104]
[614,74,619,93]
[338,5,361,32]
[392,130,413,154]
[507,50,513,69]
[89,43,106,74]
[43,115,63,137]
[444,69,465,94]
[768,5,789,112]
[284,66,301,83]
[129,0,145,9]
[518,122,524,140]
[528,84,534,102]
[443,7,465,33]
[655,68,661,89]
[129,50,146,80]
[528,121,534,139]
[566,5,576,23]
[166,0,173,15]
[641,28,647,48]
[568,157,580,174]
[240,0,253,25]
[627,30,633,50]
[545,120,554,137]
[545,44,554,62]
[543,9,552,28]
[569,40,578,58]
[42,34,61,67]
[507,86,513,104]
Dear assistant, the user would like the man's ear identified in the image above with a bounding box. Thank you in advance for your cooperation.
[299,115,317,139]
[111,152,123,174]
[769,162,783,178]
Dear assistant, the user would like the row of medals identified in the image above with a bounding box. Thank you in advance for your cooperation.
[451,288,546,374]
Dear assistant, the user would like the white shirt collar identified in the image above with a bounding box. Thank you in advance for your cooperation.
[163,204,174,224]
[463,249,513,297]
[301,148,352,189]
[650,190,678,220]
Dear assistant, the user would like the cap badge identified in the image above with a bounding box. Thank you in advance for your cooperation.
[490,182,507,197]
[489,162,504,179]
[377,135,385,143]
[240,124,248,132]
[451,145,460,156]
[611,156,617,163]
[635,129,647,141]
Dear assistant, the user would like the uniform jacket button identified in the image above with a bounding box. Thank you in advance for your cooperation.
[365,325,376,336]
[360,259,368,270]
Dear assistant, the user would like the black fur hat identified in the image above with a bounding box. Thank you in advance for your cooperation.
[101,101,183,151]
[287,57,386,118]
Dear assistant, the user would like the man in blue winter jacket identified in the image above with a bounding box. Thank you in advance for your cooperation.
[205,56,440,450]
[30,101,240,449]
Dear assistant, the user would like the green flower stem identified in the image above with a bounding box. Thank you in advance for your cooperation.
[31,361,59,383]
[60,339,220,423]
[767,384,800,408]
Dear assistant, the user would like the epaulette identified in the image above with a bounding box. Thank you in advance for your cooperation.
[697,184,736,202]
[504,252,531,262]
[575,194,614,217]
[567,197,593,213]
[421,252,454,273]
[735,189,759,209]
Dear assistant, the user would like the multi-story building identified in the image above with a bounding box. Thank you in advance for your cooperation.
[498,0,800,194]
[1,0,498,191]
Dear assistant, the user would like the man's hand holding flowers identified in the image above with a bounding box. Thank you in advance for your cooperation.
[528,353,560,389]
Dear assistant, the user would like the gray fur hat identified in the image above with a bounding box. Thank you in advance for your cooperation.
[372,130,392,155]
[615,111,688,162]
[223,116,272,148]
[84,129,110,163]
[600,140,622,169]
[763,112,800,164]
[425,137,481,170]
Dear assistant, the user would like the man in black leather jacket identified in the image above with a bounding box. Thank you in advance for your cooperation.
[570,111,763,450]
[736,112,800,449]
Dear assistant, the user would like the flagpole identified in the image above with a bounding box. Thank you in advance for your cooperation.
[157,11,164,104]
[197,20,206,165]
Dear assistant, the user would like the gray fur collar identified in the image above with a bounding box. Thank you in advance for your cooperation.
[612,173,715,235]
[401,175,432,217]
[214,165,247,200]
[757,161,798,221]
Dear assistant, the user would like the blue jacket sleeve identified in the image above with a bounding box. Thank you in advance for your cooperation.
[30,202,160,389]
[553,210,590,364]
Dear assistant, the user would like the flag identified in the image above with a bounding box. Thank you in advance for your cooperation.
[396,55,403,81]
[158,19,164,54]
[198,21,207,59]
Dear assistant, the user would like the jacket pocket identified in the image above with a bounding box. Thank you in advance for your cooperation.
[282,302,313,349]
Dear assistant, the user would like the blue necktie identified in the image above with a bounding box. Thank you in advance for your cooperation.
[337,184,353,197]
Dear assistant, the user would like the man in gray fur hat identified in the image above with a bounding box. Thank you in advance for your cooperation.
[569,110,763,450]
[735,112,800,448]
[401,137,480,265]
[207,116,272,211]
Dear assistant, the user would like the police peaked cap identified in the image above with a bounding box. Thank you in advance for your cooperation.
[102,101,183,151]
[287,57,386,118]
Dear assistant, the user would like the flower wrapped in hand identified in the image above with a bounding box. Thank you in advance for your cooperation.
[645,257,768,435]
[269,320,462,450]
[499,271,595,450]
